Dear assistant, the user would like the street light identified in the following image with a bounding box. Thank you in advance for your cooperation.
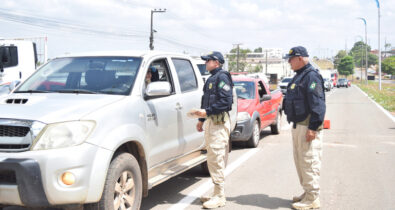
[149,8,166,50]
[375,0,382,90]
[357,17,368,85]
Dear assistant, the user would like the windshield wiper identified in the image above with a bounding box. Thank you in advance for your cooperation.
[55,89,98,94]
[14,90,52,93]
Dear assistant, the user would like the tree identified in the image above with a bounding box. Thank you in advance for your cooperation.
[350,41,371,68]
[382,56,395,75]
[368,53,378,66]
[337,56,354,76]
[333,50,347,69]
[253,47,263,53]
[228,48,252,72]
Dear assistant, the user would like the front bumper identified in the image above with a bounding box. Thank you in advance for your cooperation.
[0,143,112,207]
[230,119,253,141]
[0,158,48,207]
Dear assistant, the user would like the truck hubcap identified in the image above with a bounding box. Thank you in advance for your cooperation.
[114,171,135,210]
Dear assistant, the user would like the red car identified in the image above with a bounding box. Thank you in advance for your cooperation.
[231,77,283,147]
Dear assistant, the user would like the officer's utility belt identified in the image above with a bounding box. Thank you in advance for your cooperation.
[295,115,323,130]
[208,112,229,125]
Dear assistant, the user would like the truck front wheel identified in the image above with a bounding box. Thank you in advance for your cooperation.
[85,153,142,210]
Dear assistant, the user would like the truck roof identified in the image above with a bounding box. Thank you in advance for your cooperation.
[55,50,190,59]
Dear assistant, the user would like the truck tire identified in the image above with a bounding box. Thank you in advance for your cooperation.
[201,139,230,175]
[247,120,260,148]
[85,153,142,210]
[271,110,281,134]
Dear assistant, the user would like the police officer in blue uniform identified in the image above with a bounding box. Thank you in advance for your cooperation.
[283,46,325,210]
[195,51,233,209]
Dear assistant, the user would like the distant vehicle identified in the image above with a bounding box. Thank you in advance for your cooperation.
[0,39,46,95]
[0,40,38,83]
[278,77,293,94]
[323,78,333,91]
[331,72,338,87]
[231,77,283,148]
[337,78,349,88]
[248,72,270,84]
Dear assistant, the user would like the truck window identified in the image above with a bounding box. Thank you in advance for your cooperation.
[234,81,255,99]
[16,57,142,95]
[148,58,175,94]
[197,64,209,76]
[0,46,18,68]
[258,80,267,98]
[172,58,198,92]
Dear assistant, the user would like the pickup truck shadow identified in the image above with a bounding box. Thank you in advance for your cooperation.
[141,165,209,209]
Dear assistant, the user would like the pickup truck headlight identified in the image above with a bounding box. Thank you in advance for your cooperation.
[32,121,95,150]
[237,112,251,122]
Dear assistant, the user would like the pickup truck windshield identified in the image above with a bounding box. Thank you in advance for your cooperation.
[16,56,142,95]
[234,81,255,99]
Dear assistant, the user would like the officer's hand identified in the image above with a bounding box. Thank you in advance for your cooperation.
[196,121,204,132]
[195,109,207,118]
[306,129,317,142]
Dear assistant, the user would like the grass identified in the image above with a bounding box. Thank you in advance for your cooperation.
[356,81,395,115]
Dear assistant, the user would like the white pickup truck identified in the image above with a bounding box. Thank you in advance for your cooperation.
[0,51,236,210]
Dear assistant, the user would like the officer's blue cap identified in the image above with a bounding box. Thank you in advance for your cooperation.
[201,51,225,64]
[284,46,309,59]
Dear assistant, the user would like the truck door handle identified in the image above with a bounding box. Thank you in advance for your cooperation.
[175,103,183,110]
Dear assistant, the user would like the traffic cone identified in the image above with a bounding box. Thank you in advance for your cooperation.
[323,119,330,129]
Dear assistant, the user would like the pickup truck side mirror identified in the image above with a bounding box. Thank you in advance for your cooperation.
[260,94,272,102]
[145,81,171,99]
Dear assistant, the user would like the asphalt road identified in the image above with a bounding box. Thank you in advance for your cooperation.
[141,85,395,210]
[4,85,395,209]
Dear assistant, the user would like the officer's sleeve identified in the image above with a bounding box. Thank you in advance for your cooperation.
[206,73,233,115]
[306,73,326,131]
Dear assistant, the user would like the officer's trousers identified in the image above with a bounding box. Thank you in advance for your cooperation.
[204,116,230,196]
[292,124,323,201]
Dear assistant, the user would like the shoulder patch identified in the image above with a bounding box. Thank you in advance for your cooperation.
[223,84,230,91]
[218,81,225,88]
[309,82,316,90]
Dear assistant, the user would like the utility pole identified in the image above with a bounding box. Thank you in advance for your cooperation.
[149,8,166,50]
[375,0,382,90]
[233,43,242,72]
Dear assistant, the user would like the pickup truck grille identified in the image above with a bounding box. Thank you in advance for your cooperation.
[0,125,30,137]
[0,119,38,152]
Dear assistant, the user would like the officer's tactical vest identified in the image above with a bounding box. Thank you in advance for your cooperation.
[284,66,323,123]
[201,69,234,114]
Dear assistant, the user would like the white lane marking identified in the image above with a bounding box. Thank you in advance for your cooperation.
[168,148,260,210]
[355,85,395,123]
[324,142,357,148]
[381,141,395,146]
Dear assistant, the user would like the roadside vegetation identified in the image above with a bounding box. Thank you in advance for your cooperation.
[356,81,395,114]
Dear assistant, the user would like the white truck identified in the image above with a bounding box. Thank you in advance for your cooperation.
[0,51,236,210]
[0,39,40,96]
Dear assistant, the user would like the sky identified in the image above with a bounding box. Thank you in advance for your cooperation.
[0,0,394,60]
